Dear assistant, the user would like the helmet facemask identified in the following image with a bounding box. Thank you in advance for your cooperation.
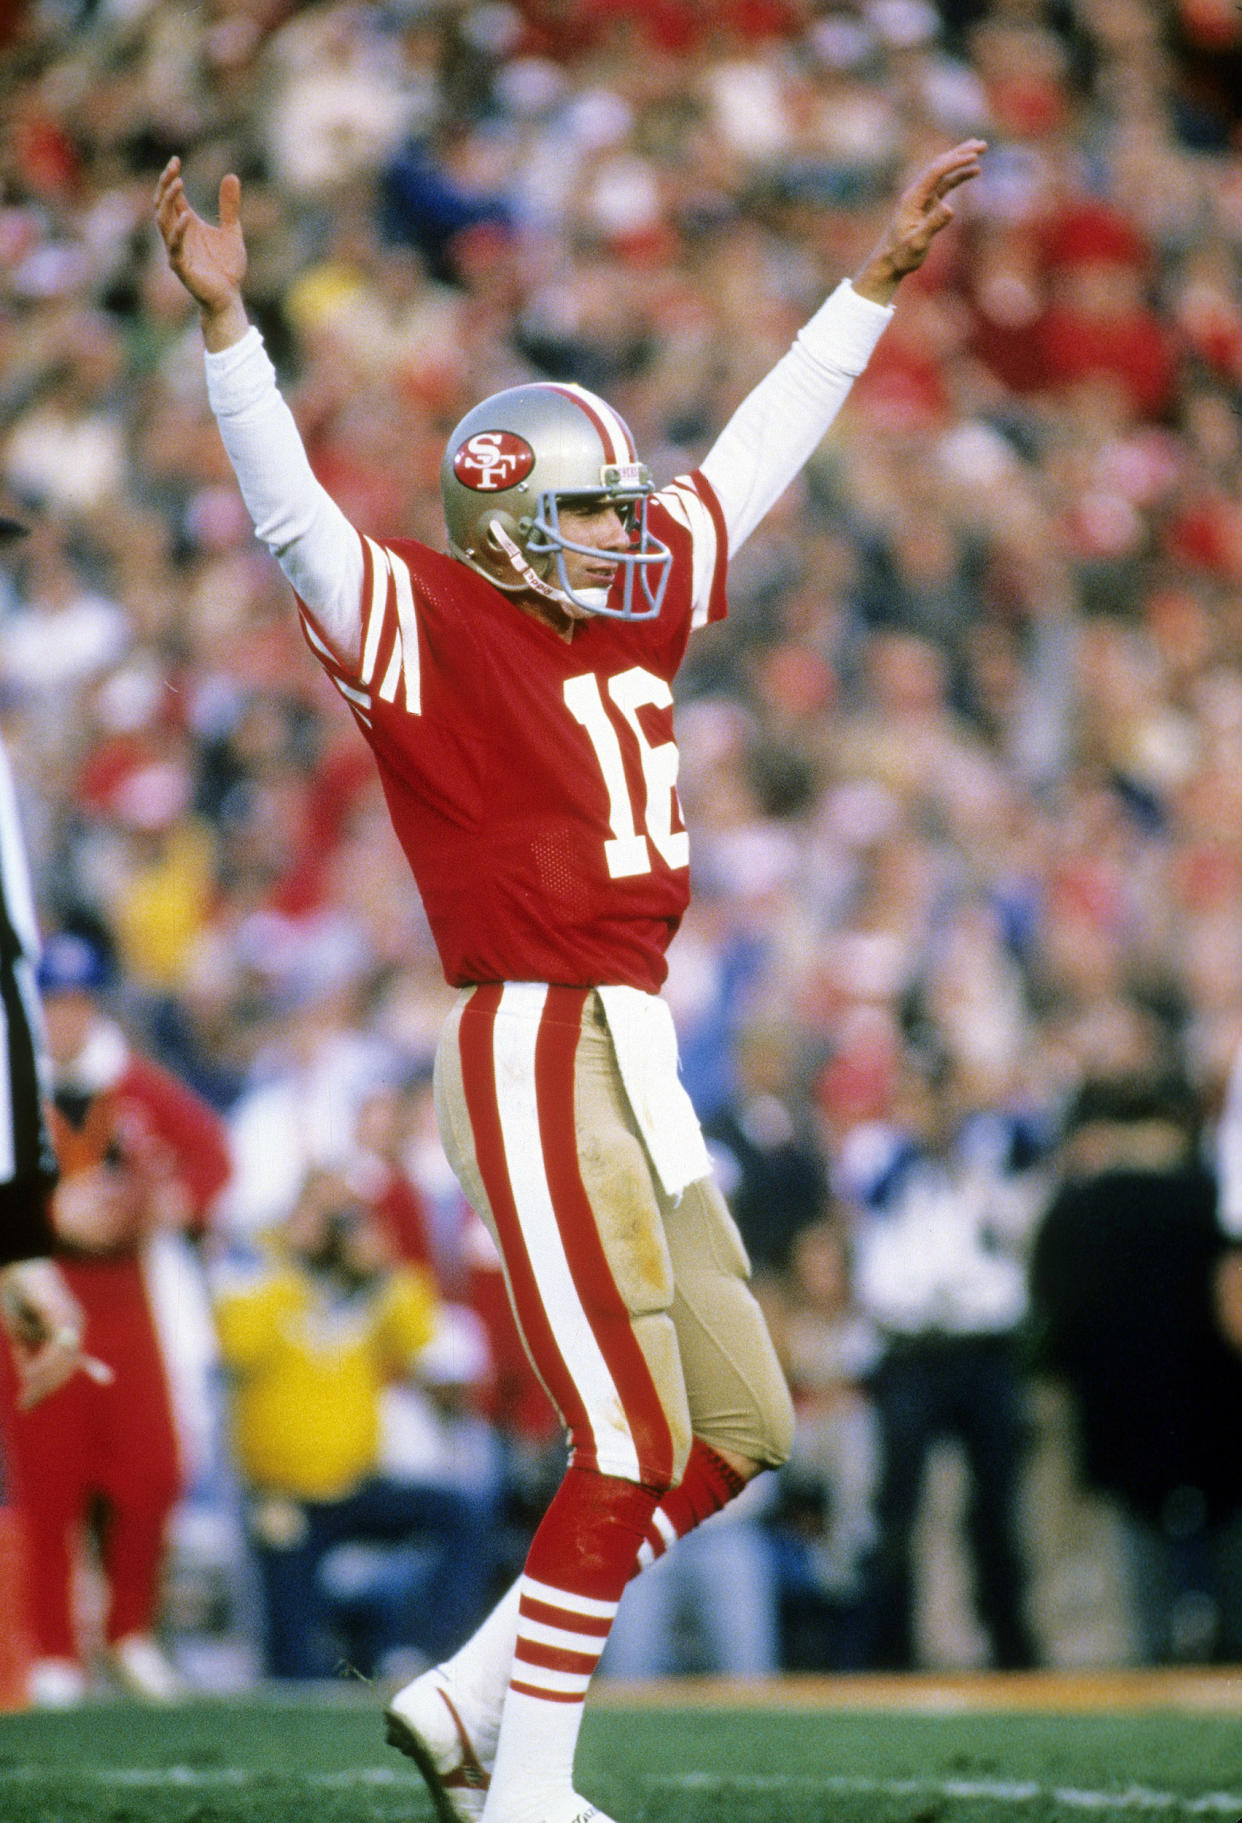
[520,471,671,620]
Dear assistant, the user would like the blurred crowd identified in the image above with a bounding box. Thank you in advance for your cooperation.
[2,0,1242,1693]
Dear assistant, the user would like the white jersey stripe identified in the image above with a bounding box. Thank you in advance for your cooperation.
[378,635,403,705]
[651,1507,679,1550]
[662,479,720,629]
[300,614,337,664]
[492,988,643,1484]
[389,549,422,714]
[360,536,391,688]
[659,481,698,533]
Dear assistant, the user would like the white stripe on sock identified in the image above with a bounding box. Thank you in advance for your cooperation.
[521,1575,619,1622]
[511,1662,595,1699]
[518,1615,611,1656]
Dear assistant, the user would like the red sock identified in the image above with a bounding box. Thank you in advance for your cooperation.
[631,1436,749,1578]
[511,1464,659,1701]
[488,1468,661,1813]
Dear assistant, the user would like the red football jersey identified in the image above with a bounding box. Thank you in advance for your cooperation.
[299,473,728,992]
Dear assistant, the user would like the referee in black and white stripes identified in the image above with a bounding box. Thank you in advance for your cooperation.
[0,514,93,1409]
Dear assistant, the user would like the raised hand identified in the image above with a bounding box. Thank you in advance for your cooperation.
[154,156,250,350]
[853,138,986,305]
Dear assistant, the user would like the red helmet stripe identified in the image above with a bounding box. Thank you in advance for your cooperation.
[543,384,636,468]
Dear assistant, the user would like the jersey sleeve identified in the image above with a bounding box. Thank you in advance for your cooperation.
[652,467,730,634]
[296,534,430,733]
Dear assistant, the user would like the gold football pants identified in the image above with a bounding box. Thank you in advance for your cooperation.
[434,982,794,1490]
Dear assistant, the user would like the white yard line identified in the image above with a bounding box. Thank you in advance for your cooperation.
[0,1765,403,1787]
[0,1765,1238,1815]
[652,1774,1242,1814]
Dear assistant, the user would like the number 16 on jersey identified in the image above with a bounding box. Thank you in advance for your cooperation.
[563,667,690,880]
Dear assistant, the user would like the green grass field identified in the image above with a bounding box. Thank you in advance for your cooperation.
[2,1676,1241,1823]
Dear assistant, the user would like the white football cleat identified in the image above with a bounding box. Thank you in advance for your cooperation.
[28,1658,88,1708]
[530,1798,616,1823]
[385,1667,492,1823]
[108,1633,186,1702]
[481,1791,617,1823]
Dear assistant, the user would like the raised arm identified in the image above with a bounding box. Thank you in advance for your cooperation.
[850,138,986,307]
[700,140,985,555]
[154,159,365,666]
[155,157,249,354]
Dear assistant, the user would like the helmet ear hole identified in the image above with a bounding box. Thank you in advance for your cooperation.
[482,509,555,588]
[481,511,527,557]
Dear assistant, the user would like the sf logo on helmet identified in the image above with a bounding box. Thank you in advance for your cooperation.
[452,431,536,492]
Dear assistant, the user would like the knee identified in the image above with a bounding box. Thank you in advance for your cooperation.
[667,1418,694,1491]
[698,1377,795,1476]
[760,1379,796,1470]
[746,1373,797,1472]
[582,1419,689,1495]
[624,1308,693,1491]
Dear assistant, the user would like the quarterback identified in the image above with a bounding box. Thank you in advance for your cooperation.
[157,137,984,1823]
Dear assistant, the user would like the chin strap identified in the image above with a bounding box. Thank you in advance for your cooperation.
[489,522,570,607]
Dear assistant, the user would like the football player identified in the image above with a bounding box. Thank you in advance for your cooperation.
[157,136,984,1823]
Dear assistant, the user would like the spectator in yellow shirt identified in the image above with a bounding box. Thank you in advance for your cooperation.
[214,1167,496,1678]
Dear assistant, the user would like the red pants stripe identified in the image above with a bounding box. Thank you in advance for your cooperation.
[453,983,675,1489]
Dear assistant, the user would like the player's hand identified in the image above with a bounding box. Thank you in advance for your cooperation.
[154,157,250,349]
[852,139,986,305]
[0,1257,113,1409]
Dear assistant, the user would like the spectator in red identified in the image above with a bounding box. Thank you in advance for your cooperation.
[0,929,231,1706]
[1034,201,1181,421]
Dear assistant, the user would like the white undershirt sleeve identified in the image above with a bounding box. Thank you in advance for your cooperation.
[204,328,365,670]
[699,280,894,555]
